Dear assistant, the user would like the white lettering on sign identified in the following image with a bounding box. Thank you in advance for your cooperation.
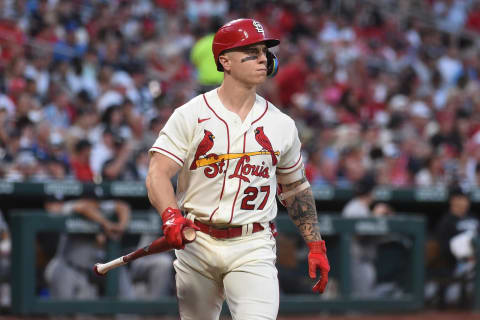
[66,218,100,233]
[0,182,14,194]
[111,182,146,196]
[355,219,389,235]
[44,182,83,196]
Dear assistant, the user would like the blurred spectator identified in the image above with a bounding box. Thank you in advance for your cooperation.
[430,185,478,307]
[71,139,94,182]
[44,197,134,301]
[415,154,448,187]
[336,145,367,188]
[43,88,74,132]
[90,127,121,179]
[4,149,44,181]
[466,1,480,32]
[42,157,134,301]
[0,0,480,188]
[142,116,164,151]
[305,148,337,186]
[66,106,99,150]
[343,174,410,298]
[130,232,175,298]
[342,174,377,297]
[100,133,136,181]
[5,0,480,309]
[0,210,10,307]
[343,173,376,218]
[274,55,308,107]
[372,203,411,298]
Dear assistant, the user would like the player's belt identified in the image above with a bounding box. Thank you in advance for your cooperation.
[193,220,264,239]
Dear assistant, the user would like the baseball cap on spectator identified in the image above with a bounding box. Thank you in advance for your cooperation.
[383,143,400,158]
[354,173,376,196]
[16,150,37,167]
[74,139,92,153]
[472,131,480,145]
[410,101,431,119]
[388,94,409,112]
[111,71,134,89]
[28,109,43,123]
[339,29,355,42]
[49,132,65,147]
[97,91,124,112]
[449,185,468,200]
[374,110,389,127]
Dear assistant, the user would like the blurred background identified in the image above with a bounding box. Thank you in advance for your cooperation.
[2,0,480,318]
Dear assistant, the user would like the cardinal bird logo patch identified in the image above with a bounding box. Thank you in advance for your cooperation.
[190,129,215,170]
[254,126,278,166]
[189,126,279,182]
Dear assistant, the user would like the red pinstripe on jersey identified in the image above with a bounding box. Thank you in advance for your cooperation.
[203,93,230,221]
[252,100,268,125]
[150,147,184,165]
[278,153,302,170]
[229,132,248,224]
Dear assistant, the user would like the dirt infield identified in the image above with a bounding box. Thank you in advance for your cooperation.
[2,311,480,320]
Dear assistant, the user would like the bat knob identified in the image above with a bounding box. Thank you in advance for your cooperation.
[183,227,197,243]
[93,263,104,276]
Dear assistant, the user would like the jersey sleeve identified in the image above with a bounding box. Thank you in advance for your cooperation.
[276,120,303,174]
[149,109,192,167]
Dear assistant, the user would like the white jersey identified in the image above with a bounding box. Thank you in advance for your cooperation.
[150,89,302,226]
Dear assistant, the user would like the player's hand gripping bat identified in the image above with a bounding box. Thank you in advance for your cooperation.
[93,227,196,276]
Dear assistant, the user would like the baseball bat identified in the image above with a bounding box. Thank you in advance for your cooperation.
[93,227,196,276]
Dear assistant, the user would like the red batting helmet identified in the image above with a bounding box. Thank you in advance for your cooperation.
[212,19,280,72]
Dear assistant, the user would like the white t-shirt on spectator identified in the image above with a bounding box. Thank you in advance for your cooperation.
[342,198,370,218]
[90,142,112,176]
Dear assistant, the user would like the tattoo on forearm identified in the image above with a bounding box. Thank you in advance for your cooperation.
[285,177,322,242]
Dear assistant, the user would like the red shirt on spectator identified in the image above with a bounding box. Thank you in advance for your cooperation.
[71,158,94,182]
[0,19,25,64]
[466,7,480,32]
[274,56,308,107]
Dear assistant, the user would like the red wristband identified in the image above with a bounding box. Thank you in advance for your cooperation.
[307,240,326,253]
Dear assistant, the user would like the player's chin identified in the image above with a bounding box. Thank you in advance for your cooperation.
[251,71,267,83]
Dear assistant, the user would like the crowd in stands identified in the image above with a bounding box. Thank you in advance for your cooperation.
[2,0,480,309]
[1,0,480,190]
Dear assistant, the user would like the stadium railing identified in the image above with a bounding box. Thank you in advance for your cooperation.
[11,211,426,315]
[0,181,478,203]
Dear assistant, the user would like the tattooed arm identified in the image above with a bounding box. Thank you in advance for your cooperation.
[280,177,322,243]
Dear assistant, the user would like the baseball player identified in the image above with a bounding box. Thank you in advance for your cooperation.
[147,18,330,320]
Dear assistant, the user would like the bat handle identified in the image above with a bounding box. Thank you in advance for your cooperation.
[93,227,197,276]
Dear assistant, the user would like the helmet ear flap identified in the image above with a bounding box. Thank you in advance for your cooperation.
[266,51,279,78]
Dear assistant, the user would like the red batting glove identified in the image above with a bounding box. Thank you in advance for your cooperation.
[161,207,199,249]
[307,240,330,293]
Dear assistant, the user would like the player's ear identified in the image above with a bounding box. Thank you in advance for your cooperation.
[219,53,231,72]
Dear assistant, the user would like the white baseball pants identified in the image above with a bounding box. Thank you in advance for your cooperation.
[174,227,279,320]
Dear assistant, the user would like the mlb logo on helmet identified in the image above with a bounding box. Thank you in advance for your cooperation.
[252,20,264,35]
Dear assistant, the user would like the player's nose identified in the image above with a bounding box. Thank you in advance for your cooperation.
[258,52,267,65]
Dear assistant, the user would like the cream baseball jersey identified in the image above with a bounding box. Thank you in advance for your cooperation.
[150,89,302,226]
